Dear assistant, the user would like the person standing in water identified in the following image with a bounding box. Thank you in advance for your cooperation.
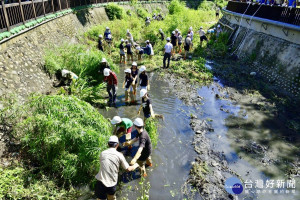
[123,68,134,104]
[138,89,155,120]
[138,66,150,91]
[131,62,139,98]
[119,38,126,64]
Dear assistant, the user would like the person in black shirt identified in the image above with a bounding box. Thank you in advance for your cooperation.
[119,38,125,64]
[131,62,139,99]
[171,31,177,57]
[98,35,103,52]
[123,118,152,177]
[158,28,165,41]
[123,68,134,104]
[125,40,133,62]
[138,89,154,120]
[138,66,149,91]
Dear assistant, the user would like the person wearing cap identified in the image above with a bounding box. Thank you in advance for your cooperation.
[138,66,150,90]
[111,116,134,138]
[198,26,208,47]
[98,35,104,52]
[170,31,177,57]
[216,24,222,38]
[188,27,194,41]
[126,29,134,44]
[104,27,111,41]
[131,62,139,96]
[125,40,133,62]
[145,40,154,59]
[123,118,152,177]
[138,89,155,120]
[135,43,144,61]
[184,34,192,60]
[163,37,173,69]
[123,68,134,104]
[119,39,126,64]
[177,31,183,54]
[158,28,165,41]
[145,17,151,26]
[99,58,110,75]
[54,69,78,87]
[95,136,138,200]
[103,68,118,106]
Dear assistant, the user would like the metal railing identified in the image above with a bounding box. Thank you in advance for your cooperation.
[0,0,166,32]
[225,1,300,26]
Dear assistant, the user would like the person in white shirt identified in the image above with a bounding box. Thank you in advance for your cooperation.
[126,29,134,44]
[216,24,222,37]
[198,26,208,47]
[163,37,173,68]
[184,34,192,60]
[146,40,154,59]
[95,136,138,200]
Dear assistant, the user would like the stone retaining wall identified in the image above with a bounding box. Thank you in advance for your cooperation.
[0,3,168,101]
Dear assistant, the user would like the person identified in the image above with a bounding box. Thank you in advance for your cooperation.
[99,58,110,75]
[104,27,112,54]
[163,37,173,69]
[125,40,133,62]
[198,26,208,47]
[103,68,118,106]
[111,116,133,138]
[188,27,194,41]
[104,27,111,41]
[98,35,104,52]
[126,29,134,44]
[152,13,156,20]
[135,43,144,61]
[123,118,152,177]
[95,136,139,200]
[54,69,78,87]
[216,24,222,38]
[145,17,151,26]
[131,62,139,96]
[123,68,134,103]
[216,7,220,19]
[138,89,155,120]
[177,31,183,54]
[170,31,177,57]
[139,66,150,90]
[158,28,165,41]
[184,34,192,60]
[119,39,126,64]
[145,40,154,59]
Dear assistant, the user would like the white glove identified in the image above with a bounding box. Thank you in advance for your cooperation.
[115,85,118,91]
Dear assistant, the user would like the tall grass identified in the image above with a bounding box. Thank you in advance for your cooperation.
[145,118,159,148]
[3,95,112,185]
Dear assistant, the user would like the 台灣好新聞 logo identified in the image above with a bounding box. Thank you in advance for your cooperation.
[225,177,243,195]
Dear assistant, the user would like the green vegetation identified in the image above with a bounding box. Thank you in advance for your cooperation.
[145,118,159,148]
[1,95,112,185]
[105,3,125,20]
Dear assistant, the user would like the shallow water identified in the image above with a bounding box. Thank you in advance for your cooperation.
[99,63,299,200]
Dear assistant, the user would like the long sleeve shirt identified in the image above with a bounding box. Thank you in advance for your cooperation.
[104,72,118,85]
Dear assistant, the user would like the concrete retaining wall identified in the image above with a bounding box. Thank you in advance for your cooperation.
[221,10,300,97]
[0,3,168,101]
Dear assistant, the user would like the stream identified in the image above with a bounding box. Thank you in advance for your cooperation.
[99,63,299,200]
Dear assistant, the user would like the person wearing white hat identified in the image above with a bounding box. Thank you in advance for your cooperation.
[123,68,134,103]
[184,34,192,60]
[138,89,155,120]
[188,26,194,41]
[95,136,138,200]
[216,24,222,38]
[145,40,154,59]
[198,26,208,47]
[123,118,152,177]
[54,69,78,87]
[138,66,150,90]
[104,27,111,41]
[126,29,134,44]
[104,68,118,106]
[99,57,110,75]
[177,31,183,54]
[134,43,144,61]
[163,37,173,68]
[119,39,126,64]
[145,16,151,26]
[158,28,165,41]
[171,31,177,57]
[98,34,103,52]
[111,116,133,138]
[131,62,139,97]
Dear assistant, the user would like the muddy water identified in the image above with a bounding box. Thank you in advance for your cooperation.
[99,64,299,200]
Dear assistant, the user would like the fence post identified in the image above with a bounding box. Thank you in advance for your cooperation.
[51,0,54,13]
[58,0,62,11]
[1,0,10,31]
[66,0,69,8]
[31,0,37,19]
[18,0,25,24]
[42,0,46,16]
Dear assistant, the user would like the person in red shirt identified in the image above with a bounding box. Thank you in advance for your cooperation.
[103,68,118,106]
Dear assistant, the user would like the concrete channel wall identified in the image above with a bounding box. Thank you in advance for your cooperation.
[0,3,168,101]
[222,9,300,97]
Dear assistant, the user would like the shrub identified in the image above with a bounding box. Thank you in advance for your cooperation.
[168,0,186,14]
[145,118,159,148]
[105,3,125,20]
[137,7,149,19]
[8,95,112,185]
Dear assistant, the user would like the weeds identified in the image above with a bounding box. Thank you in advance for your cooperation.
[145,118,159,148]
